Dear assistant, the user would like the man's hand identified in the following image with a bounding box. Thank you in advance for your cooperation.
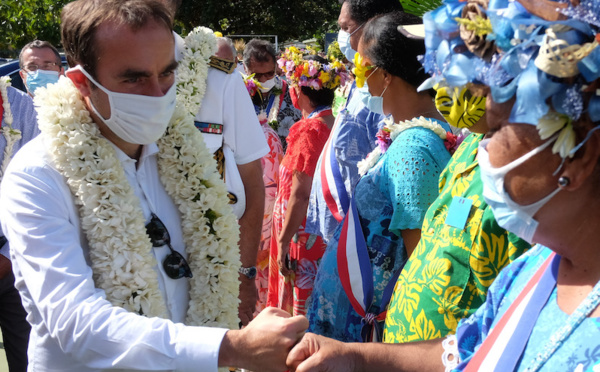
[220,307,309,371]
[287,333,357,372]
[238,275,258,326]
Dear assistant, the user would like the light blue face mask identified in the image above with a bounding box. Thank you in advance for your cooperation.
[358,67,388,115]
[338,23,364,62]
[478,137,561,243]
[25,69,60,96]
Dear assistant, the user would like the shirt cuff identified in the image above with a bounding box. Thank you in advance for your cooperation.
[174,325,228,372]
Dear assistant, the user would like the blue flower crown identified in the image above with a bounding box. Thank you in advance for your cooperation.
[421,0,600,157]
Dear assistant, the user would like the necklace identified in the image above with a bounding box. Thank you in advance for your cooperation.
[36,27,241,330]
[357,116,450,176]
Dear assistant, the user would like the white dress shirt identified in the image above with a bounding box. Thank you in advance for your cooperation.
[0,135,227,371]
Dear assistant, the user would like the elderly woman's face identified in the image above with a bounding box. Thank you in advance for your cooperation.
[484,97,562,207]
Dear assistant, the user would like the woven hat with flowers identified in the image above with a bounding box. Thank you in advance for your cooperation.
[277,46,349,91]
[421,0,600,159]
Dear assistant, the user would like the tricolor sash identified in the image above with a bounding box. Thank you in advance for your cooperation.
[319,113,350,223]
[337,194,402,342]
[463,253,559,372]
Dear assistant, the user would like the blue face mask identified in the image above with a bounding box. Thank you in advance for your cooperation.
[358,68,388,115]
[25,69,60,96]
[478,137,561,243]
[338,24,363,62]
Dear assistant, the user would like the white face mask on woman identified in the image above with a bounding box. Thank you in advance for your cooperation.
[70,65,176,145]
[478,137,561,243]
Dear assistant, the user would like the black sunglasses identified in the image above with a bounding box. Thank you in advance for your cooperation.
[145,213,193,279]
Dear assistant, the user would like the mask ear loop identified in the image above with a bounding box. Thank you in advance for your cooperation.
[553,125,600,176]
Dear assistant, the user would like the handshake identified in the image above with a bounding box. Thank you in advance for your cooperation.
[219,307,356,372]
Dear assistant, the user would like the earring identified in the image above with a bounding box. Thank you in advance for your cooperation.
[558,176,570,187]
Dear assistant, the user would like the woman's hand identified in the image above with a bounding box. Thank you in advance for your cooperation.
[277,238,292,277]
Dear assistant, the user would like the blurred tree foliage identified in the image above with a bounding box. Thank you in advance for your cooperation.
[177,0,341,50]
[0,0,341,57]
[0,0,70,57]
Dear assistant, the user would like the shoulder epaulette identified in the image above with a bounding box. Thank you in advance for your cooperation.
[209,56,236,74]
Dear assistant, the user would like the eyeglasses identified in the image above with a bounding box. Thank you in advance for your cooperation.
[253,70,276,80]
[23,62,61,72]
[145,213,193,279]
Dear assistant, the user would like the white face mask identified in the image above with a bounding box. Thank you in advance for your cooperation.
[71,65,176,145]
[478,137,561,243]
[259,76,277,93]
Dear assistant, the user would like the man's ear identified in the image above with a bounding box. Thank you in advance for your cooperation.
[19,70,26,82]
[66,69,92,97]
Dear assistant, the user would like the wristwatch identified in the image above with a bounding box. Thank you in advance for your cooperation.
[238,266,257,279]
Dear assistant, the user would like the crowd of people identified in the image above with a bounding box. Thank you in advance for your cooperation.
[0,0,599,371]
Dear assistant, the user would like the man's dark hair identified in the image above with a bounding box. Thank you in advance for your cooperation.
[341,0,403,24]
[361,11,433,96]
[300,55,335,108]
[19,40,62,69]
[243,39,277,69]
[61,0,172,78]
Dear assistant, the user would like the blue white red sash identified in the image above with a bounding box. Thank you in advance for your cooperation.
[320,113,350,223]
[463,253,559,372]
[337,194,402,342]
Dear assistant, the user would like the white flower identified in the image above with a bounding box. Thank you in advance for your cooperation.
[537,111,569,140]
[553,122,577,158]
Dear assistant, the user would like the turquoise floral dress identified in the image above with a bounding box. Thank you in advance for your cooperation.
[306,121,452,342]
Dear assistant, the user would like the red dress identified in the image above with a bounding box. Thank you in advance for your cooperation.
[267,112,331,316]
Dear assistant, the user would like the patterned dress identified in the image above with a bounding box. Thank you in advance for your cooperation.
[455,245,600,372]
[383,134,531,344]
[255,122,284,314]
[307,123,452,342]
[266,115,331,316]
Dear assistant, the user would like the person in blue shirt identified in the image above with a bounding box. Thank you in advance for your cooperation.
[305,0,402,243]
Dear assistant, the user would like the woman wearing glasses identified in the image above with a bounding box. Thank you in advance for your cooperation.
[306,11,454,342]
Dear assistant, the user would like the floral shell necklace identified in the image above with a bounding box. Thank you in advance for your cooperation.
[0,77,22,182]
[357,116,458,176]
[35,27,241,331]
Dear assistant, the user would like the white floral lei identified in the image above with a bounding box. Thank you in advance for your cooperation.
[35,27,241,330]
[357,116,448,176]
[0,77,22,180]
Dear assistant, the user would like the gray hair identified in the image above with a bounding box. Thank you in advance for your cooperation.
[243,39,276,69]
[217,37,237,60]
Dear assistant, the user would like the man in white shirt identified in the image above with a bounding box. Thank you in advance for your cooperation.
[0,1,307,371]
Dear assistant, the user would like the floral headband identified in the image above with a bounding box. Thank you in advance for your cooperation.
[277,46,349,90]
[421,0,600,158]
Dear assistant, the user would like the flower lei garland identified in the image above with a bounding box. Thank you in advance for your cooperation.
[0,77,22,180]
[278,46,348,90]
[357,116,457,176]
[34,27,241,330]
